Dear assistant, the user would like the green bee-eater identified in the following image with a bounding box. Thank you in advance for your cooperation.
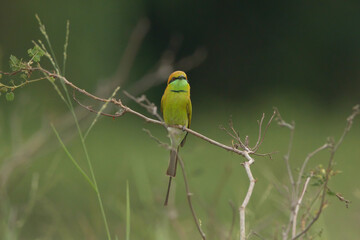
[161,70,192,206]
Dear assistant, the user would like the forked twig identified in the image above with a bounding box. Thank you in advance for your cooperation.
[123,91,163,121]
[295,144,330,195]
[253,111,276,152]
[239,152,256,240]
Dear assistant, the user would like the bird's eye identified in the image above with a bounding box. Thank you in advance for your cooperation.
[169,75,187,84]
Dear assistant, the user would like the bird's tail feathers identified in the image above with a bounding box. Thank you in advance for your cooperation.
[166,147,178,177]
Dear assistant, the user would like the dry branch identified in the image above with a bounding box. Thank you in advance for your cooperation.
[275,105,360,240]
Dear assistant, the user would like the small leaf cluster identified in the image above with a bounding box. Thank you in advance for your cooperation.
[9,55,27,72]
[27,45,45,63]
[8,45,44,72]
[0,86,14,101]
[310,164,341,187]
[0,45,46,102]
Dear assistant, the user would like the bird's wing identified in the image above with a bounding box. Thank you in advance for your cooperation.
[180,98,192,147]
[187,98,192,128]
[161,90,165,113]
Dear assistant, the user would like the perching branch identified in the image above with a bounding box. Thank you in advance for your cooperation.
[3,64,275,161]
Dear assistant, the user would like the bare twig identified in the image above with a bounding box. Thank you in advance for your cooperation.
[293,105,360,240]
[239,152,256,240]
[275,109,296,193]
[253,113,265,149]
[277,105,360,240]
[123,91,163,121]
[178,157,206,240]
[73,92,124,118]
[292,172,313,238]
[295,144,330,195]
[253,111,276,152]
[83,86,122,139]
[335,192,350,208]
[142,128,170,150]
[275,109,297,240]
[221,111,276,155]
[274,108,295,130]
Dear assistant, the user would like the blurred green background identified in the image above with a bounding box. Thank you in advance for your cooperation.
[0,1,359,239]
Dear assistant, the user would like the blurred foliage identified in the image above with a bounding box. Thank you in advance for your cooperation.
[1,0,360,239]
[1,94,359,239]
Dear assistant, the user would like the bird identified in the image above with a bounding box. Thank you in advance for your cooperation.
[161,70,192,206]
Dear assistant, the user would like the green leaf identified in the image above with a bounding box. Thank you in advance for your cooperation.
[126,180,130,240]
[20,73,27,80]
[0,87,8,93]
[327,189,336,196]
[48,76,55,82]
[6,92,14,101]
[28,45,45,63]
[9,55,20,71]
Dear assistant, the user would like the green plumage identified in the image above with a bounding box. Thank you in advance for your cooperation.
[161,71,192,206]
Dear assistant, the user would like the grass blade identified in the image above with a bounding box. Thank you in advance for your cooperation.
[50,123,96,191]
[126,180,131,240]
[63,20,70,75]
[84,86,120,139]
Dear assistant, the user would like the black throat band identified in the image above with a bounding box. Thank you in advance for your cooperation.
[170,90,187,93]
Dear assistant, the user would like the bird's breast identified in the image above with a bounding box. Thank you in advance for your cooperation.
[163,91,189,126]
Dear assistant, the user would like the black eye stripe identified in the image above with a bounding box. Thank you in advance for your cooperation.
[169,76,188,84]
